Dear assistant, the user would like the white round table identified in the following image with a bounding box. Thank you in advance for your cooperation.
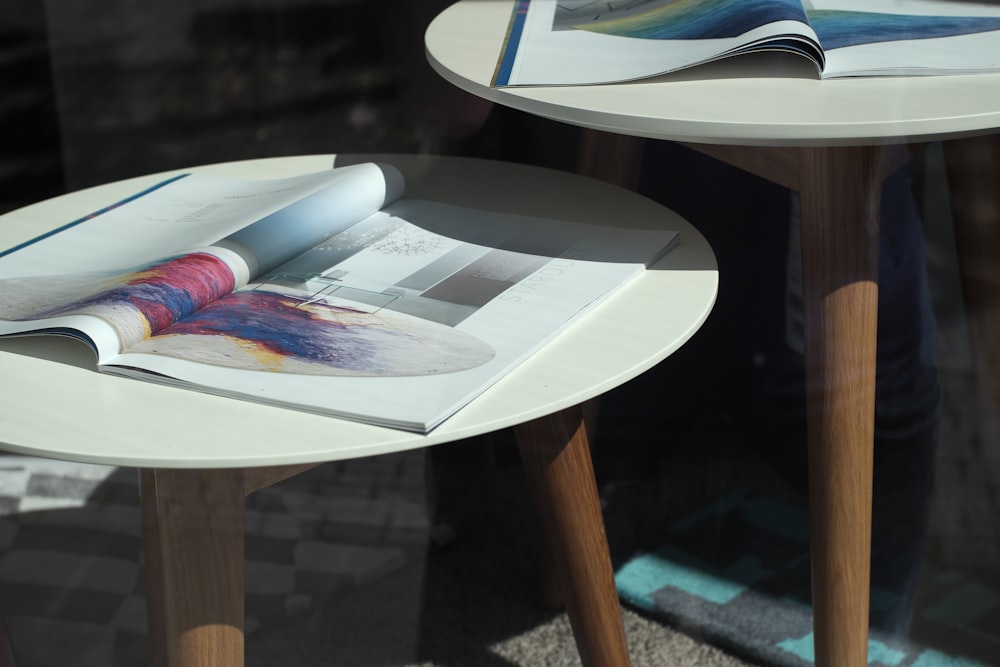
[426,4,1000,666]
[0,154,717,666]
[425,0,1000,147]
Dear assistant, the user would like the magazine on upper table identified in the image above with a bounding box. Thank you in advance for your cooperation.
[494,0,1000,86]
[0,162,678,433]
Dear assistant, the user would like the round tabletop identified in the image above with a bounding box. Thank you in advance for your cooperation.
[0,154,717,469]
[425,0,1000,147]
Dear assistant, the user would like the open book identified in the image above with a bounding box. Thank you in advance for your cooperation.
[494,0,1000,86]
[0,162,677,433]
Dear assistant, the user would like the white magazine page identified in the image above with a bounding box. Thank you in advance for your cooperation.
[0,165,390,278]
[808,0,1000,77]
[105,200,678,432]
[498,0,818,86]
[0,163,399,359]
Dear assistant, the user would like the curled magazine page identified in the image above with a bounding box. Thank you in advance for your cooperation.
[213,162,405,278]
[495,0,820,86]
[0,164,393,278]
[0,162,401,360]
[0,248,245,355]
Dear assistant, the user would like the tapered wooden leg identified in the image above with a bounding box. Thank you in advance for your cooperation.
[799,145,894,667]
[141,468,246,667]
[515,405,631,667]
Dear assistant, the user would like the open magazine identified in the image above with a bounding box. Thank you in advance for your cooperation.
[0,162,678,433]
[494,0,1000,86]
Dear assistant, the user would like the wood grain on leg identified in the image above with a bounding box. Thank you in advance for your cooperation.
[142,468,246,667]
[515,405,631,667]
[798,145,894,667]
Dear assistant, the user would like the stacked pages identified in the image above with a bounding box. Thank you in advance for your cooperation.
[0,162,677,432]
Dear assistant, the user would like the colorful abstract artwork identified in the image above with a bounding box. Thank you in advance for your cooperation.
[566,0,808,40]
[807,10,1000,51]
[129,289,495,377]
[0,252,235,348]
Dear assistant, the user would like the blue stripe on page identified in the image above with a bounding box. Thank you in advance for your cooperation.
[0,174,190,259]
[494,0,531,86]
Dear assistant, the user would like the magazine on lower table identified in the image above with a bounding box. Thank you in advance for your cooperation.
[494,0,1000,86]
[0,161,678,433]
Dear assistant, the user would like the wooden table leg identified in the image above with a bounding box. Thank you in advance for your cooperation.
[798,145,894,667]
[679,141,903,666]
[141,468,246,667]
[515,405,631,667]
